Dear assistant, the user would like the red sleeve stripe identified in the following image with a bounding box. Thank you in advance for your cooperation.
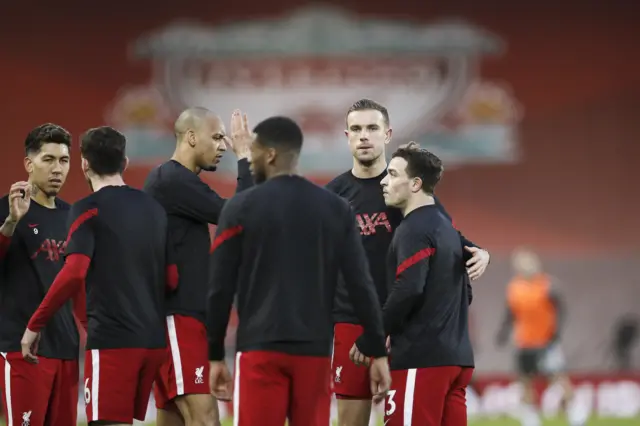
[166,264,178,291]
[66,208,98,241]
[396,248,435,278]
[209,225,243,254]
[27,254,91,332]
[0,234,10,258]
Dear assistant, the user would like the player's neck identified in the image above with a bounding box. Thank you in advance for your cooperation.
[29,183,56,209]
[90,175,126,193]
[401,193,435,217]
[171,147,198,173]
[351,156,387,179]
[268,167,298,180]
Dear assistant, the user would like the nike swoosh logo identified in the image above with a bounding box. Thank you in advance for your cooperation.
[28,224,38,228]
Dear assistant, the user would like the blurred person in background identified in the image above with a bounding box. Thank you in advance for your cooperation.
[327,98,490,426]
[143,107,253,426]
[496,247,587,426]
[0,124,85,426]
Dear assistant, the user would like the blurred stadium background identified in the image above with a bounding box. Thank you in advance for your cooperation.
[1,0,639,424]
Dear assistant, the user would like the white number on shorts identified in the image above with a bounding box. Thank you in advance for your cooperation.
[385,389,397,416]
[84,378,91,404]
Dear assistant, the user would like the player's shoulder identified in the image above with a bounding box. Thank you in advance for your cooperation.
[325,170,354,193]
[125,186,168,215]
[144,160,194,192]
[54,198,71,210]
[316,183,354,219]
[68,193,99,220]
[223,184,256,211]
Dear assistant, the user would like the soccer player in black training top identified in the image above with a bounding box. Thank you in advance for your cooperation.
[376,143,474,426]
[143,108,253,426]
[0,124,85,426]
[326,99,489,426]
[206,116,390,426]
[22,126,177,426]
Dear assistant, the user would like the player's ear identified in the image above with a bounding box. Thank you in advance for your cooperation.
[266,147,277,165]
[411,177,423,193]
[24,156,33,174]
[81,157,89,174]
[187,130,197,147]
[344,129,349,138]
[385,127,393,144]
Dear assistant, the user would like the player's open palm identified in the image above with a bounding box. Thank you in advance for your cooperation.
[8,181,31,222]
[369,357,391,404]
[228,109,254,159]
[209,360,233,402]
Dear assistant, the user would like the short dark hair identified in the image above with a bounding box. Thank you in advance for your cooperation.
[346,99,390,126]
[391,142,443,194]
[25,123,71,155]
[80,126,127,176]
[253,116,303,153]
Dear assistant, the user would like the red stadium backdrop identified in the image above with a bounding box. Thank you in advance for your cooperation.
[1,0,639,421]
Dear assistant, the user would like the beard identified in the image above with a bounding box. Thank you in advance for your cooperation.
[200,164,217,172]
[252,169,267,184]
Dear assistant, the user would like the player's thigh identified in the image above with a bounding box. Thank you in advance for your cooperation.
[131,348,167,422]
[442,367,474,426]
[155,407,184,426]
[84,348,146,424]
[540,343,566,376]
[332,323,372,400]
[45,359,79,426]
[517,349,540,377]
[336,399,372,426]
[384,367,456,426]
[163,315,210,401]
[0,351,55,426]
[289,355,331,426]
[234,351,289,426]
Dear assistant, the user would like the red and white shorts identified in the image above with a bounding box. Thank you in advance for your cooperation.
[384,366,474,426]
[154,314,210,409]
[233,351,331,426]
[0,352,79,426]
[84,348,165,424]
[331,323,371,399]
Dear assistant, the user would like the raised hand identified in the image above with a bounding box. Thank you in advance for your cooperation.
[227,109,254,160]
[7,181,31,222]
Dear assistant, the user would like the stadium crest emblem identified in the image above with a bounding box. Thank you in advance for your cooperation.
[107,5,522,171]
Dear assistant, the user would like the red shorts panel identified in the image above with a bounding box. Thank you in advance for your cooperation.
[0,352,78,426]
[384,366,474,426]
[84,347,165,423]
[154,315,210,409]
[234,351,331,426]
[331,323,371,399]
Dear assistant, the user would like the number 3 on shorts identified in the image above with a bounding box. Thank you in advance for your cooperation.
[84,378,91,404]
[385,389,397,416]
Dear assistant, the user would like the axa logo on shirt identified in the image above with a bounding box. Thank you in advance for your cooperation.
[356,212,392,236]
[30,239,67,262]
